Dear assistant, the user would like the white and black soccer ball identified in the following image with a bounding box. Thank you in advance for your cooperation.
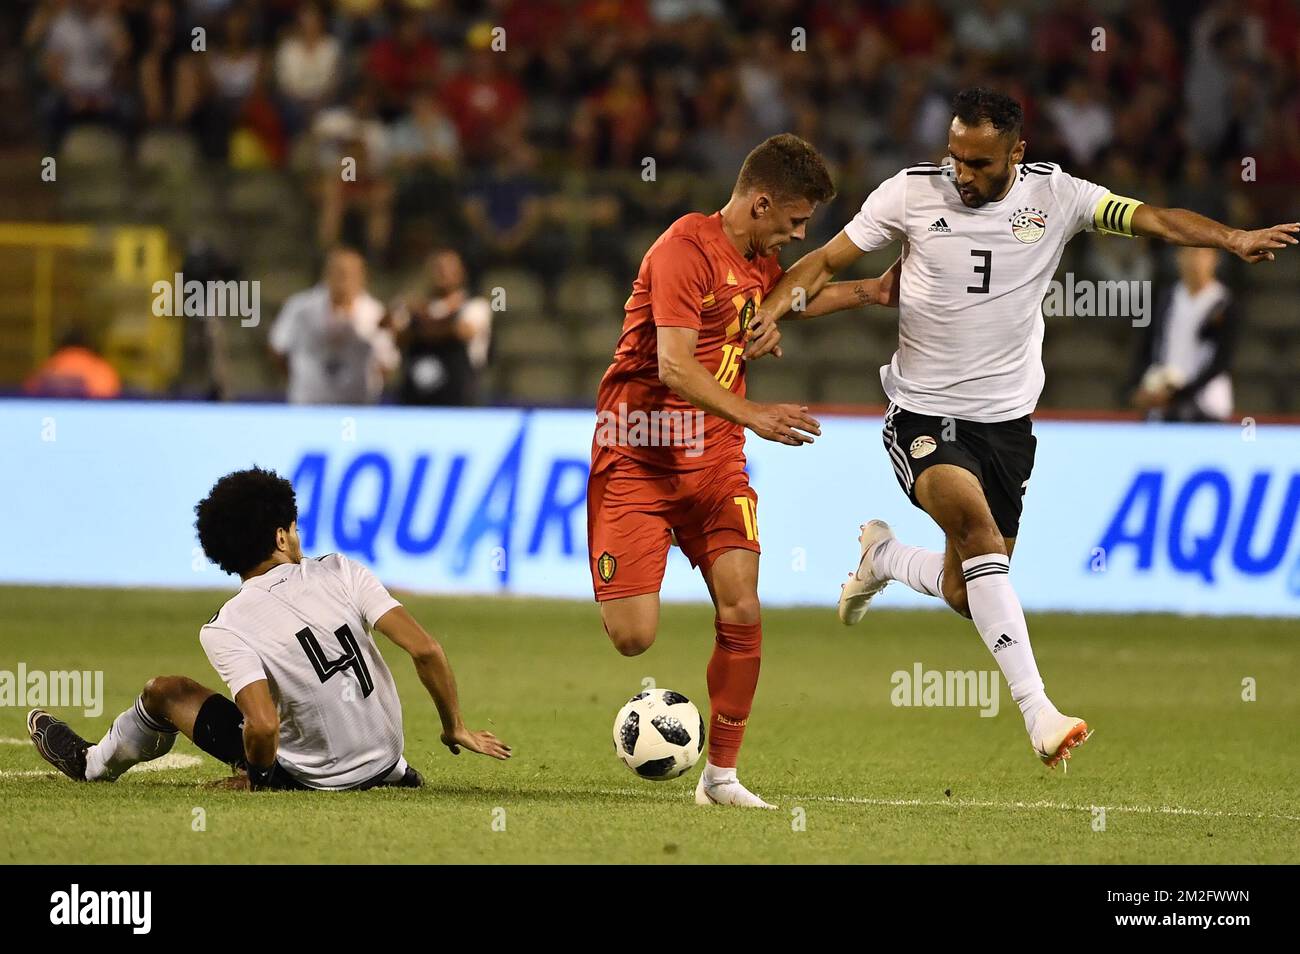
[612,688,704,781]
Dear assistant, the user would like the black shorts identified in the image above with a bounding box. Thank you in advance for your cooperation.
[193,693,422,791]
[881,402,1037,538]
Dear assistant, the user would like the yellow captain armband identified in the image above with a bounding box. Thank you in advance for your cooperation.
[1093,193,1143,237]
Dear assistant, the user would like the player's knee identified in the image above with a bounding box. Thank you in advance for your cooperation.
[141,676,177,708]
[142,675,200,708]
[714,592,761,626]
[950,518,1004,561]
[609,630,655,657]
[604,621,656,657]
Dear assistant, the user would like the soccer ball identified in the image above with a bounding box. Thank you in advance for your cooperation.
[612,688,704,781]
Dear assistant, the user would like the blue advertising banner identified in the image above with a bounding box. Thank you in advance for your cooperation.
[2,401,1297,616]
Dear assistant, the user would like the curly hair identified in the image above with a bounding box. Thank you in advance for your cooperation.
[194,467,298,576]
[952,87,1024,139]
[735,133,836,204]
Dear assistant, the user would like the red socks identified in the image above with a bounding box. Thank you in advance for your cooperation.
[705,618,762,768]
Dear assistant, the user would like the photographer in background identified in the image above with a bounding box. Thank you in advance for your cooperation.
[269,248,398,405]
[1131,247,1238,422]
[24,326,120,399]
[389,248,492,406]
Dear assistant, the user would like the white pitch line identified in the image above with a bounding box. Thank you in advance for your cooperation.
[0,738,32,745]
[806,794,1300,824]
[0,752,202,778]
[592,787,1300,824]
[0,765,1293,822]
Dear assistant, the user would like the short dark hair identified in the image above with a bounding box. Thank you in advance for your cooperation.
[952,87,1024,139]
[195,467,298,576]
[735,133,835,204]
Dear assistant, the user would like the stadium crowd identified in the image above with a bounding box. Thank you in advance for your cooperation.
[9,0,1300,410]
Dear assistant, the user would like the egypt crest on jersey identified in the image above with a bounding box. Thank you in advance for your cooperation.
[844,160,1112,423]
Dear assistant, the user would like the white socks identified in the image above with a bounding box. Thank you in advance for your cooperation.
[84,696,177,781]
[702,761,737,784]
[961,553,1051,730]
[870,538,945,598]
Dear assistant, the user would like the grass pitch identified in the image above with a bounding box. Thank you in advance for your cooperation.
[1,586,1297,864]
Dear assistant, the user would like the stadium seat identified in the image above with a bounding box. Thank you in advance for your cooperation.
[746,362,812,403]
[1283,336,1300,377]
[1233,376,1282,415]
[575,316,622,361]
[623,229,661,267]
[1241,256,1299,288]
[555,268,624,319]
[58,179,127,221]
[817,367,874,405]
[860,306,899,337]
[1043,323,1127,374]
[1042,372,1123,410]
[58,126,127,170]
[492,316,571,360]
[225,172,297,221]
[504,357,580,403]
[1243,292,1298,334]
[478,268,545,321]
[136,130,199,182]
[803,316,874,362]
[1234,336,1281,376]
[577,358,612,397]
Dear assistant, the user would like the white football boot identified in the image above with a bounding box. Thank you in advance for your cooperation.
[694,772,776,809]
[838,520,895,625]
[1029,708,1092,771]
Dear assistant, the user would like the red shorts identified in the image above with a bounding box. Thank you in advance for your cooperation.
[587,447,760,601]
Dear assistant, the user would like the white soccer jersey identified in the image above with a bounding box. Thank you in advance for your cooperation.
[844,161,1111,422]
[199,553,405,790]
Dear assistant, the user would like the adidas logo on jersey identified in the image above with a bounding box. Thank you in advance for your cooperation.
[928,218,951,233]
[992,633,1018,654]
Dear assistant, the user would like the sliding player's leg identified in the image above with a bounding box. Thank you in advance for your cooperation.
[915,464,1089,767]
[29,675,246,782]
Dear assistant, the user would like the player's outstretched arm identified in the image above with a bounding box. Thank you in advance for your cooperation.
[234,679,281,790]
[1130,205,1299,263]
[743,231,871,360]
[797,254,903,319]
[658,325,820,446]
[374,605,511,760]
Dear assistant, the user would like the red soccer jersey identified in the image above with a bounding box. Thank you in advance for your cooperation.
[594,212,783,471]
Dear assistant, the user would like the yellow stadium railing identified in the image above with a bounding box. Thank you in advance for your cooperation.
[0,223,178,392]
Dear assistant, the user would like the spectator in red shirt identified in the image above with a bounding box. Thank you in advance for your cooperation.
[887,0,950,60]
[366,10,440,121]
[440,38,525,163]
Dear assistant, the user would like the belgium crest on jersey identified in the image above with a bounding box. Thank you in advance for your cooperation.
[739,296,755,335]
[597,551,617,583]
